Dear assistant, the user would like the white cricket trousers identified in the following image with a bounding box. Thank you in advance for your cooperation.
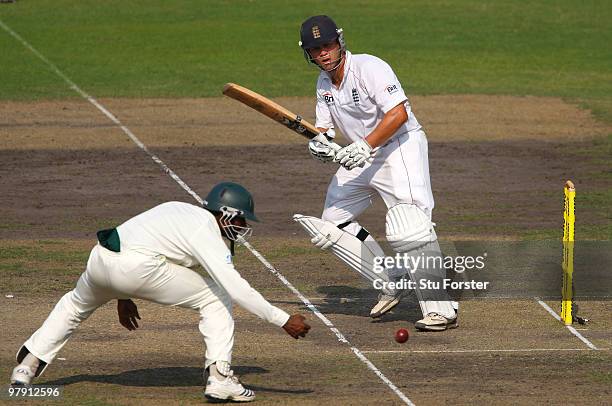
[323,129,434,222]
[322,129,455,318]
[22,244,233,370]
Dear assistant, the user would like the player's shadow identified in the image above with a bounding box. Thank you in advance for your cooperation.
[42,366,312,394]
[274,285,421,323]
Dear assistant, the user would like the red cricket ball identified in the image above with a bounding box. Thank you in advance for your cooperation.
[395,328,409,343]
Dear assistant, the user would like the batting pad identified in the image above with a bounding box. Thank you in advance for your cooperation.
[293,214,395,294]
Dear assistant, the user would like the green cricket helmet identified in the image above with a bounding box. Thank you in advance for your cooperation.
[203,182,259,243]
[203,182,259,222]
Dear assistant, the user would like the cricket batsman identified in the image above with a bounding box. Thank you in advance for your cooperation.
[294,15,458,331]
[10,182,311,402]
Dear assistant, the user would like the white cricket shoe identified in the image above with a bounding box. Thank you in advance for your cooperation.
[415,312,458,331]
[205,364,255,403]
[370,291,404,318]
[10,365,34,386]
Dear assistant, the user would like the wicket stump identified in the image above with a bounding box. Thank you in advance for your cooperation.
[561,180,575,325]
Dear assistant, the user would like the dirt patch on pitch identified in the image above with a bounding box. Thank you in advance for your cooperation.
[0,96,609,150]
[1,140,609,240]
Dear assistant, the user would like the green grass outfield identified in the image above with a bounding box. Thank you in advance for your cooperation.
[1,0,611,121]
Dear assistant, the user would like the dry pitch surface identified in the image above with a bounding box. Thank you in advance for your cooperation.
[1,96,611,405]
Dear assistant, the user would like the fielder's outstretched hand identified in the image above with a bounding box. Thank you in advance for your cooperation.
[283,314,311,339]
[117,299,141,331]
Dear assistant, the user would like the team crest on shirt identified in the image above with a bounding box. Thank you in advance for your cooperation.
[386,84,399,95]
[351,88,360,105]
[323,91,334,106]
[225,253,233,264]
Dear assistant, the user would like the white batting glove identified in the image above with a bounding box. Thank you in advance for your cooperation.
[311,233,333,250]
[334,139,373,170]
[308,131,341,163]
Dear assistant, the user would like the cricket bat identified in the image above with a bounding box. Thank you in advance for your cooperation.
[222,83,320,140]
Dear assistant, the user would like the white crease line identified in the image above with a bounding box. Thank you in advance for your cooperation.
[0,19,414,406]
[362,348,608,354]
[241,241,414,405]
[535,298,598,350]
[273,296,611,303]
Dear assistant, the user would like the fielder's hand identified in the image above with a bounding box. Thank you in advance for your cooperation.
[117,299,141,331]
[334,138,373,170]
[308,132,341,163]
[283,314,311,339]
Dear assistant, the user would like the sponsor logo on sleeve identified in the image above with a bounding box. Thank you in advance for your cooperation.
[386,84,399,95]
[323,91,334,106]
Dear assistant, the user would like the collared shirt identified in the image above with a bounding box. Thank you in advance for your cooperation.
[117,201,290,327]
[315,50,421,142]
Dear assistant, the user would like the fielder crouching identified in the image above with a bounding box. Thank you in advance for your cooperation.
[10,182,310,402]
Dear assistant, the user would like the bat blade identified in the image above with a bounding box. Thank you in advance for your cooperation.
[222,83,319,140]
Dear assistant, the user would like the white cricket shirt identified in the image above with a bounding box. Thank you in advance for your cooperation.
[116,202,290,327]
[315,51,421,142]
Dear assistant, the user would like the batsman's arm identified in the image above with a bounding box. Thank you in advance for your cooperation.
[314,90,341,151]
[315,87,333,132]
[359,58,410,148]
[363,102,408,148]
[332,105,406,170]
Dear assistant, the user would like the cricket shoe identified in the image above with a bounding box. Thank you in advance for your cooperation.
[370,290,405,318]
[205,365,255,402]
[10,365,34,386]
[415,312,458,331]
